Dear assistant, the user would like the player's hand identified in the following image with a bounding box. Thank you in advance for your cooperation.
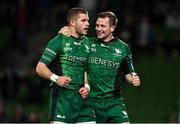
[58,26,71,37]
[56,76,71,87]
[131,74,140,86]
[79,87,89,99]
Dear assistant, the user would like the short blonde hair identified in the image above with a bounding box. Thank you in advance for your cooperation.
[98,11,118,27]
[67,7,88,25]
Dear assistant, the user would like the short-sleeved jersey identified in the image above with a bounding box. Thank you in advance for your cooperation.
[88,38,134,99]
[40,34,90,91]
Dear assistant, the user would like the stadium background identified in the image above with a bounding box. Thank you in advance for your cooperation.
[0,0,179,123]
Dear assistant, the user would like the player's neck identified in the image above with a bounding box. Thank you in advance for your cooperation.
[68,26,80,38]
[103,33,114,42]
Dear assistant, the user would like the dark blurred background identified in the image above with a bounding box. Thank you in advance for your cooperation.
[0,0,180,123]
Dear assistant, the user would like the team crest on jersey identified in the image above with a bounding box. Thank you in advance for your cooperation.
[91,44,96,52]
[115,49,122,54]
[114,48,122,56]
[91,44,96,47]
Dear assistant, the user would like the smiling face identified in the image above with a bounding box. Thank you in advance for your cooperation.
[95,17,115,42]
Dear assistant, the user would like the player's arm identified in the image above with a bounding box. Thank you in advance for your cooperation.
[79,72,90,99]
[84,71,90,92]
[36,35,71,87]
[122,45,141,86]
[58,26,71,37]
[36,62,53,80]
[36,62,71,87]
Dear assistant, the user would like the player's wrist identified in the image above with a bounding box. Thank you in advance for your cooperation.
[84,83,90,91]
[50,73,59,83]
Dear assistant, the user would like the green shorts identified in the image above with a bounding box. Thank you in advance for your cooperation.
[48,86,95,123]
[88,97,129,123]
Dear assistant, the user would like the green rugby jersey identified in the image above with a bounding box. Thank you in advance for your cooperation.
[88,38,135,99]
[40,34,90,91]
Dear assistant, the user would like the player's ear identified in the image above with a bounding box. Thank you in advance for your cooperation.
[110,26,116,32]
[70,20,75,26]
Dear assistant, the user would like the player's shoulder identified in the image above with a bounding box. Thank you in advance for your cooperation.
[57,33,74,40]
[80,36,91,46]
[81,35,89,40]
[56,33,64,39]
[51,34,64,41]
[48,34,61,44]
[48,34,70,47]
[115,37,129,47]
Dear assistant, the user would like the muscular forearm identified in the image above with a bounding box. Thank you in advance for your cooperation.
[36,61,72,87]
[36,61,53,80]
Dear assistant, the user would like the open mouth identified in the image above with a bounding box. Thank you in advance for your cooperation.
[84,27,89,31]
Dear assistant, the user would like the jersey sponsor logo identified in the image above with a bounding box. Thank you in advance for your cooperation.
[74,42,81,45]
[64,42,72,52]
[64,43,72,52]
[45,48,56,56]
[57,114,66,119]
[101,43,109,48]
[89,57,120,68]
[65,43,70,47]
[64,54,87,63]
[42,55,51,62]
[64,47,72,52]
